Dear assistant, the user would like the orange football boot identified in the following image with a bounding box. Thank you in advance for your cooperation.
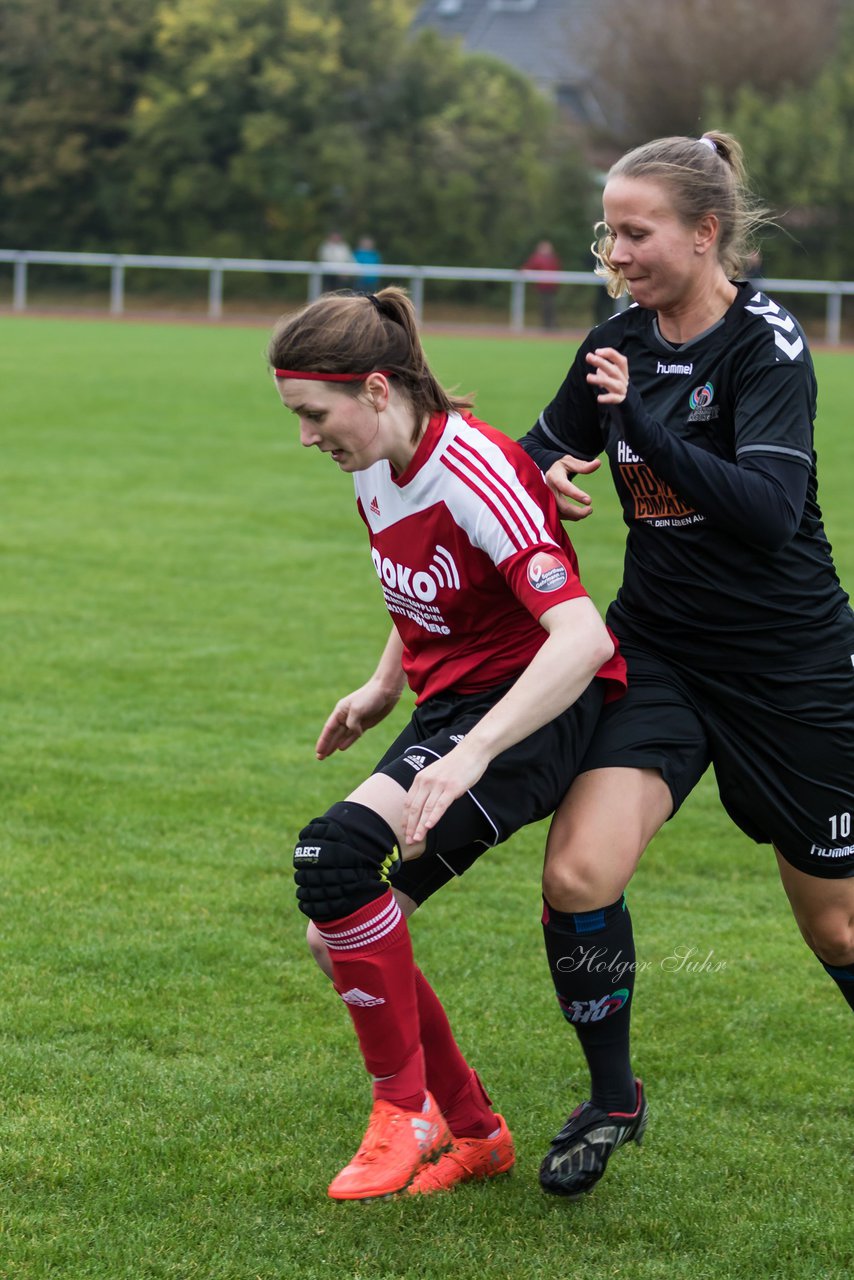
[407,1114,515,1194]
[328,1092,451,1201]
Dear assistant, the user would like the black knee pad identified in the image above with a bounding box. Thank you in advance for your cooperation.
[293,801,400,922]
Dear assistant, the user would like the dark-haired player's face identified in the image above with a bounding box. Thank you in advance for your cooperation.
[602,176,705,314]
[276,380,380,472]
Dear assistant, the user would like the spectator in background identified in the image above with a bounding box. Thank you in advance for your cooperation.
[354,235,382,292]
[318,231,355,293]
[522,240,562,330]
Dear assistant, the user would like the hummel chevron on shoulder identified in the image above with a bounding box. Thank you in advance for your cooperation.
[745,295,804,361]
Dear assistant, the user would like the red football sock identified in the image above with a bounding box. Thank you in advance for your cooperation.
[316,892,426,1112]
[415,967,497,1139]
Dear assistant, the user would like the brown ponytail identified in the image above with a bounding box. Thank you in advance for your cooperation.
[267,288,474,425]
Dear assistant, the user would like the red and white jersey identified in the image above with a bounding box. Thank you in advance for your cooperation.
[354,411,626,703]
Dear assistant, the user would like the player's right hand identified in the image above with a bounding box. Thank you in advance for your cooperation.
[546,454,602,520]
[314,681,401,760]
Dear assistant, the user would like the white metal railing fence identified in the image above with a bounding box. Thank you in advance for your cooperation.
[0,248,851,342]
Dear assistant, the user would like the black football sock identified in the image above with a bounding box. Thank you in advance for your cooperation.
[821,959,854,1011]
[542,894,638,1113]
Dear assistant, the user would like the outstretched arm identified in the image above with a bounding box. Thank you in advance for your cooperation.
[518,346,607,521]
[517,430,604,522]
[541,454,602,520]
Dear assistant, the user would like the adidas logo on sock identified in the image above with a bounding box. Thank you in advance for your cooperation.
[369,496,380,517]
[340,987,386,1007]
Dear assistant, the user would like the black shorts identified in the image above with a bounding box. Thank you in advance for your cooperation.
[579,642,854,878]
[373,679,606,905]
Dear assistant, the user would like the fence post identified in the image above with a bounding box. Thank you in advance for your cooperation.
[826,289,842,346]
[13,256,27,311]
[208,264,223,319]
[510,279,525,332]
[411,273,425,324]
[110,260,125,316]
[307,269,322,302]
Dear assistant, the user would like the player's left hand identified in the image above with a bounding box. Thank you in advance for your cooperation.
[586,347,629,403]
[402,740,491,846]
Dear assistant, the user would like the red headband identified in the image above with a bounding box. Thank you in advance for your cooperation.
[273,368,392,382]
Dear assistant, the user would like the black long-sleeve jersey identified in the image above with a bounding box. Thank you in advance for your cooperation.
[520,283,854,670]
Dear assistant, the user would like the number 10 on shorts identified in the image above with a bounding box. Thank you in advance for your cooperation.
[829,811,852,841]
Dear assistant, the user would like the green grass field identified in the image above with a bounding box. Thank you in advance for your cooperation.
[0,315,851,1279]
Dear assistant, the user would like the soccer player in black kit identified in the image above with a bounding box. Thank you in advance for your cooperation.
[520,131,854,1199]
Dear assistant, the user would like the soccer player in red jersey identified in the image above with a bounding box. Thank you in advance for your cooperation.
[269,287,627,1199]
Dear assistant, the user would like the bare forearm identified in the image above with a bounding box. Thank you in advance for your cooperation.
[463,600,613,763]
[370,627,407,697]
[401,597,613,844]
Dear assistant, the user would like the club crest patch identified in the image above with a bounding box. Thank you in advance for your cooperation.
[527,551,567,593]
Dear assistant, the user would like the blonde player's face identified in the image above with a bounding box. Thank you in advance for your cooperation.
[602,176,708,314]
[276,379,381,473]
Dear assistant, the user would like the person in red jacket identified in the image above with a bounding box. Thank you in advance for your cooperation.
[522,239,562,329]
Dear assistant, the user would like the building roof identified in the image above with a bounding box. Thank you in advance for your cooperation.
[412,0,604,122]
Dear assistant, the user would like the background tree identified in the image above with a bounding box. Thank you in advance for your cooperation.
[126,2,590,267]
[580,0,841,149]
[7,0,851,283]
[0,0,159,250]
[0,0,593,272]
[714,4,854,281]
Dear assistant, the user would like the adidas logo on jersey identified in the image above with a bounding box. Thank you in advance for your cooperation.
[340,987,386,1007]
[369,495,380,517]
[403,754,428,771]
